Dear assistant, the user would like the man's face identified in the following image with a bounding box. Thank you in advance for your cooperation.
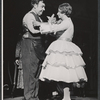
[36,1,45,16]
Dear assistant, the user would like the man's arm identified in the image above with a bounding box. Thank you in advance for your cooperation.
[23,13,41,34]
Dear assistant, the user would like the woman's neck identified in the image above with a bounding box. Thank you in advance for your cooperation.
[62,15,69,21]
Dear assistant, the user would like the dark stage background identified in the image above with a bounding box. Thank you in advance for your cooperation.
[3,0,98,98]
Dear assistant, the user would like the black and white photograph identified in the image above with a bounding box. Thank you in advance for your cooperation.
[2,0,99,100]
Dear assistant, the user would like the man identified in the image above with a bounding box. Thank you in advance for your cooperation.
[21,0,45,100]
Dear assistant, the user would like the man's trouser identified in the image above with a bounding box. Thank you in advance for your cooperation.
[21,39,40,100]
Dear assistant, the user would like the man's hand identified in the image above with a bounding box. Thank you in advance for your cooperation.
[15,59,20,65]
[15,59,23,69]
[33,21,41,27]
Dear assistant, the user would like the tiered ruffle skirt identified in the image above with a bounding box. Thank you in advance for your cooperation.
[39,40,87,83]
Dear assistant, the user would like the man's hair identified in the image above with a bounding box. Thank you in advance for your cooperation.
[58,3,72,17]
[31,0,44,7]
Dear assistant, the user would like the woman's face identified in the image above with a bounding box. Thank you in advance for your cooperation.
[57,9,64,19]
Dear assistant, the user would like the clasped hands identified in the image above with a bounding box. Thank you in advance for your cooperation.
[34,14,57,34]
[47,14,57,24]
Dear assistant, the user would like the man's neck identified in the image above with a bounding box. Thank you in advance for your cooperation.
[31,8,38,15]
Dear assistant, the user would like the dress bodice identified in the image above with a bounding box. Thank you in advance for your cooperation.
[53,18,74,41]
[55,30,65,39]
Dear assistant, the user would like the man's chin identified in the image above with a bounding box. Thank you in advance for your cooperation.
[38,12,43,16]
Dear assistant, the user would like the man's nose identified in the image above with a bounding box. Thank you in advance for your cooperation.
[43,7,45,11]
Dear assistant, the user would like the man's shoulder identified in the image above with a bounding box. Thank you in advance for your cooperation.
[23,11,35,20]
[24,11,33,17]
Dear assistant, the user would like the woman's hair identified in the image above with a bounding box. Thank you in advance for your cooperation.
[31,0,44,7]
[58,3,72,17]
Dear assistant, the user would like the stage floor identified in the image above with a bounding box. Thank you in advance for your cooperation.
[3,87,98,100]
[3,96,98,100]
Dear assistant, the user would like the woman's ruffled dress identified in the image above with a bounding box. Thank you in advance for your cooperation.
[39,21,87,83]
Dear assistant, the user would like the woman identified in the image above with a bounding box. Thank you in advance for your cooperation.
[39,3,87,100]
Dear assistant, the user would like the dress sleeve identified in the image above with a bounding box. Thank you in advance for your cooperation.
[51,19,70,32]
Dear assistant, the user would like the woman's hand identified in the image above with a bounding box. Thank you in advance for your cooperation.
[47,14,57,24]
